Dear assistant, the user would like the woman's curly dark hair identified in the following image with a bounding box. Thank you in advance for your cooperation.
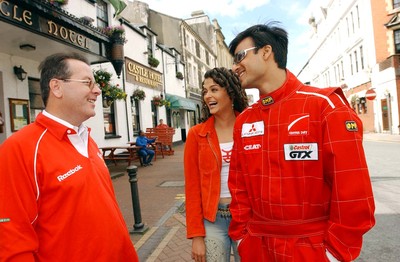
[200,67,248,122]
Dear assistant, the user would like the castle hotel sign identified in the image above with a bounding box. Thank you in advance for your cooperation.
[126,58,163,90]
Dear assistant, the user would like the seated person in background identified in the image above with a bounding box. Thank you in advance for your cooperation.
[135,130,156,166]
[156,119,169,128]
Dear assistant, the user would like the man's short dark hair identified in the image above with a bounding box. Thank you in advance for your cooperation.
[229,21,288,69]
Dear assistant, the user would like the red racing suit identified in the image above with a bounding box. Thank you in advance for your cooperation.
[0,113,138,261]
[228,71,375,262]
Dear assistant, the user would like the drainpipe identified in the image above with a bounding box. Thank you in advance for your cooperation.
[122,65,130,140]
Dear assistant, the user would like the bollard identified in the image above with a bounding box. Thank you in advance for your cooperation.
[127,165,149,234]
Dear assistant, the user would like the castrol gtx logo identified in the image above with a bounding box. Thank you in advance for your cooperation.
[284,143,318,160]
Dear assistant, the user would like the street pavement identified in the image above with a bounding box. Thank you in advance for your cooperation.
[108,132,400,262]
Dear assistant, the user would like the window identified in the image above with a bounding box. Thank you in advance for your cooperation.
[195,41,200,58]
[151,100,158,127]
[130,97,140,136]
[147,34,154,57]
[354,50,359,73]
[103,105,116,136]
[205,50,209,65]
[28,78,44,122]
[350,53,353,75]
[394,29,400,53]
[394,0,400,9]
[360,46,364,70]
[96,0,108,29]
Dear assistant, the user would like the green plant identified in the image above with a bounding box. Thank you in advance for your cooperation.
[102,25,127,43]
[132,89,146,100]
[176,71,184,80]
[152,96,170,107]
[148,56,160,68]
[49,0,68,5]
[94,69,127,101]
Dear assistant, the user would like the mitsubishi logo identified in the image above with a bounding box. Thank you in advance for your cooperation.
[248,124,256,133]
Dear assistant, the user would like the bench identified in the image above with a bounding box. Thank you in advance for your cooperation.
[145,127,175,156]
[99,146,142,166]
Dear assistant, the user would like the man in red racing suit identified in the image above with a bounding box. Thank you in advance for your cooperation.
[228,22,375,262]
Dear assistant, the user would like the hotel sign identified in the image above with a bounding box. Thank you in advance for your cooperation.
[0,1,98,51]
[126,58,163,90]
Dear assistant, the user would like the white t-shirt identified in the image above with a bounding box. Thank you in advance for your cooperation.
[220,141,233,198]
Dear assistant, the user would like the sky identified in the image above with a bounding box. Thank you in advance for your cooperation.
[133,0,313,75]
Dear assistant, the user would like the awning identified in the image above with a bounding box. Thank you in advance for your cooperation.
[165,93,197,111]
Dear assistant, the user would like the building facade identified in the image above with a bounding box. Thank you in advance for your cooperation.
[298,0,400,134]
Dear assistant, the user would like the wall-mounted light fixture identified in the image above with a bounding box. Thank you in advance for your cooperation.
[19,44,36,51]
[14,65,27,81]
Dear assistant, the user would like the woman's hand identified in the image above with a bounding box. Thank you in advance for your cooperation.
[191,236,206,262]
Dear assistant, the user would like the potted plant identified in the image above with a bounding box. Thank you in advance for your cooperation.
[94,69,127,107]
[176,71,184,80]
[148,56,160,68]
[132,89,146,101]
[102,25,127,44]
[49,0,68,6]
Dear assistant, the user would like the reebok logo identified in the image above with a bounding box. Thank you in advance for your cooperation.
[57,165,83,182]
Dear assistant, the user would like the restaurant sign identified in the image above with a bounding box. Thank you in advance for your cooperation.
[126,58,163,90]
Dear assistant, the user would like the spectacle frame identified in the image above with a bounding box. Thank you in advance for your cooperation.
[233,47,257,64]
[62,79,99,90]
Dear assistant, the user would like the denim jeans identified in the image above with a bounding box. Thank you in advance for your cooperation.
[204,204,240,262]
[138,148,154,165]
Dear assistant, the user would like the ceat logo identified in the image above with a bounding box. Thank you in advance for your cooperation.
[244,144,261,150]
[242,121,264,137]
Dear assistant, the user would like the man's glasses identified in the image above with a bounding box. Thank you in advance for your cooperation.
[62,79,98,90]
[233,47,257,64]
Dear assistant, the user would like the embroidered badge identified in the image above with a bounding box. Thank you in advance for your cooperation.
[261,96,274,106]
[242,121,264,137]
[345,121,358,131]
[288,114,310,136]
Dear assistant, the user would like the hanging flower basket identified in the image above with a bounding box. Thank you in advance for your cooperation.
[94,69,127,106]
[176,71,184,80]
[132,89,146,101]
[152,96,170,107]
[148,56,160,68]
[102,25,127,44]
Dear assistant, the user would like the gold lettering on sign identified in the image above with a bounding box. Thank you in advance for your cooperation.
[0,1,32,25]
[47,20,89,49]
[127,62,162,88]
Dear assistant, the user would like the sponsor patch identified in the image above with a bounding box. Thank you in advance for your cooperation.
[345,121,358,131]
[284,143,318,160]
[243,143,261,151]
[0,218,10,223]
[261,96,274,106]
[242,121,264,137]
[288,114,309,136]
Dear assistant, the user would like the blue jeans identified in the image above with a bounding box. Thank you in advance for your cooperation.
[204,204,240,262]
[138,148,154,165]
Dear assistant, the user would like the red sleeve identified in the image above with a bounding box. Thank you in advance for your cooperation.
[184,127,205,238]
[0,139,38,261]
[228,119,252,241]
[322,90,375,261]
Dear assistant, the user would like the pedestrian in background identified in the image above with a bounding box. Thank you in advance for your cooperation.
[136,130,156,166]
[228,22,375,261]
[156,118,169,128]
[184,67,248,262]
[0,52,139,261]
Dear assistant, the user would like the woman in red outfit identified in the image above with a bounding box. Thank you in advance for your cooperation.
[184,67,248,262]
